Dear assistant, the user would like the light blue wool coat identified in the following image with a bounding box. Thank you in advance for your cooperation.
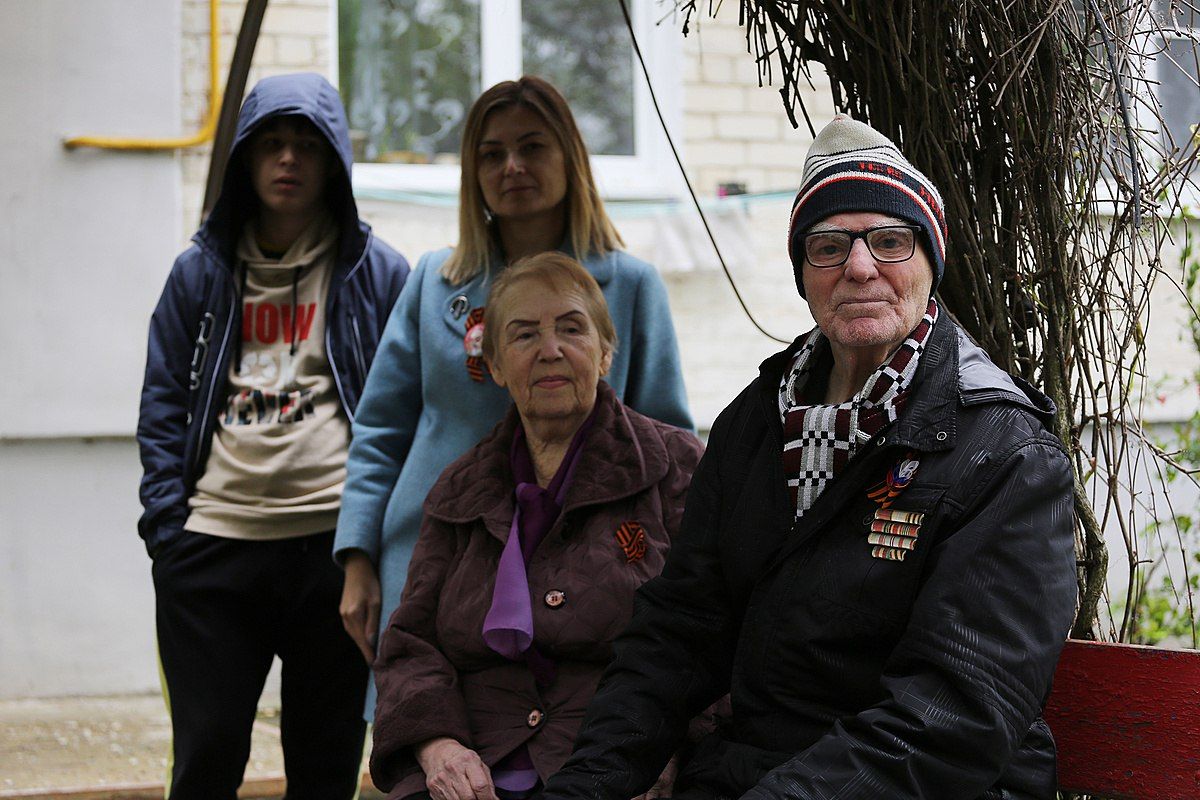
[334,246,692,717]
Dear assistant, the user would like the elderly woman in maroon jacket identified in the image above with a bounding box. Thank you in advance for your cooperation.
[370,252,703,800]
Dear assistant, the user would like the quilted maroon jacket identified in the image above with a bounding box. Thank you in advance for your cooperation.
[370,382,703,798]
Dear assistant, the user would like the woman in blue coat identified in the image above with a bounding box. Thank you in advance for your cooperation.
[334,76,692,716]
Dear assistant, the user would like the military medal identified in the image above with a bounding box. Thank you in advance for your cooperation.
[869,508,924,561]
[463,307,487,382]
[867,453,922,561]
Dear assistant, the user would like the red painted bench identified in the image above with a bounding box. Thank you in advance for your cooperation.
[1043,639,1200,799]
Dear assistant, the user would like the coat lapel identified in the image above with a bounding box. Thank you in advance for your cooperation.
[561,384,668,514]
[440,269,491,339]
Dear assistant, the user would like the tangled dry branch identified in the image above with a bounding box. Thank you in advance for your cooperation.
[680,0,1200,638]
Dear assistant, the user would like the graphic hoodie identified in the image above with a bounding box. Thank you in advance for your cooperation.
[137,72,409,555]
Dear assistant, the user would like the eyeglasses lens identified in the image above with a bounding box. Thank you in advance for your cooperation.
[866,227,915,261]
[804,226,916,267]
[805,232,852,267]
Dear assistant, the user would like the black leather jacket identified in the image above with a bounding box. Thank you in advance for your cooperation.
[543,317,1078,800]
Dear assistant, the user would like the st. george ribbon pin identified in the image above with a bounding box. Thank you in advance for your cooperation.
[463,307,487,382]
[867,454,919,509]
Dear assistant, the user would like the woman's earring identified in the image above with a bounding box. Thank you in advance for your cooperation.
[483,207,494,225]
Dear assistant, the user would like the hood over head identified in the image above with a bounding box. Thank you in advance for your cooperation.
[197,72,365,264]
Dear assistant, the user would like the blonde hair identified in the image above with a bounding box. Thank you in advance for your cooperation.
[482,252,617,365]
[440,76,624,286]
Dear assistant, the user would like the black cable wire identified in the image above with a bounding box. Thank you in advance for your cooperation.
[617,0,791,344]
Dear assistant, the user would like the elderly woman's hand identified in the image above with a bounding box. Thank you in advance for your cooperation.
[631,754,678,800]
[416,736,499,800]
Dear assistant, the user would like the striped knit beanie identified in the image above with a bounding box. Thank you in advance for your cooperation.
[787,115,947,297]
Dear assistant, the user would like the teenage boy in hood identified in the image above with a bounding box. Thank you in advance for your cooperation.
[137,73,409,799]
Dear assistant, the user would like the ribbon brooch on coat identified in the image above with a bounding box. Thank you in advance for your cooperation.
[615,521,647,563]
[866,453,923,561]
[463,307,488,382]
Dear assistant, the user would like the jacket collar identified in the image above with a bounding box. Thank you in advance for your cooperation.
[580,248,617,285]
[954,326,1056,424]
[754,314,1056,454]
[423,382,671,539]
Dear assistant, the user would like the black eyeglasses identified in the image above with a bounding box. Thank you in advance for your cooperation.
[801,224,921,268]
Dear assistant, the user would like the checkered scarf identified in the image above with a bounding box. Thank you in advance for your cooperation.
[778,299,938,517]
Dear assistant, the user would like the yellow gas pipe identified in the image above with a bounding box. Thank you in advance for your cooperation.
[63,0,221,151]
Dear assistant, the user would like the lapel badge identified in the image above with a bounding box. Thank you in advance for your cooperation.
[463,307,487,382]
[615,521,647,564]
[867,453,920,509]
[867,453,922,561]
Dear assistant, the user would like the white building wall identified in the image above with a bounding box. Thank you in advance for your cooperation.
[0,1,183,437]
[0,440,152,698]
[0,0,183,697]
[681,13,837,196]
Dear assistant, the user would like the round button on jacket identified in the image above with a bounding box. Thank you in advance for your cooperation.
[527,709,544,727]
[544,590,566,608]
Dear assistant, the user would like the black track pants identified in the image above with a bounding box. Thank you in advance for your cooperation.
[152,529,368,800]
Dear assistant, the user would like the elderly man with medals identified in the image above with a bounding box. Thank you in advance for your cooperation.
[540,116,1079,800]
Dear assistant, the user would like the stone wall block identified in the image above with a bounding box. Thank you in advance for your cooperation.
[732,53,774,87]
[263,4,329,36]
[748,140,811,169]
[746,84,792,115]
[277,35,317,67]
[682,49,703,83]
[685,85,746,114]
[686,140,748,168]
[681,20,751,57]
[716,113,779,141]
[182,1,212,35]
[683,112,716,141]
[699,54,735,84]
[313,35,331,71]
[251,35,278,67]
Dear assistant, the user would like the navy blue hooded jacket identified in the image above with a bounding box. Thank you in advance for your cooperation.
[137,73,409,557]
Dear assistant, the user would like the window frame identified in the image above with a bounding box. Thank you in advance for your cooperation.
[329,0,685,200]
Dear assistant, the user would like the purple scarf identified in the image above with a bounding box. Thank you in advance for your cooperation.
[481,408,596,797]
[481,408,596,660]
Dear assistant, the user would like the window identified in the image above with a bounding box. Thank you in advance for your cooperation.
[335,0,682,198]
[1158,0,1199,176]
